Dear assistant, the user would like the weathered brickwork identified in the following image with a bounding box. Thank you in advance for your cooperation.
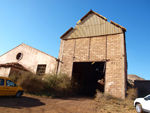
[105,34,125,99]
[60,39,75,75]
[58,33,126,99]
[74,38,90,61]
[90,36,106,61]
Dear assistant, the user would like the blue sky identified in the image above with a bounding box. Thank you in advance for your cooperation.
[0,0,150,80]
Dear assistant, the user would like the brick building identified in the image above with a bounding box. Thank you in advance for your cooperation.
[58,10,127,99]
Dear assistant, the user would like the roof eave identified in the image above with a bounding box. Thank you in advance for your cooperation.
[60,27,73,39]
[110,20,126,32]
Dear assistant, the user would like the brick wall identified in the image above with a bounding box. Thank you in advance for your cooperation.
[58,33,126,99]
[90,36,106,61]
[74,38,90,61]
[105,34,126,99]
[59,39,75,75]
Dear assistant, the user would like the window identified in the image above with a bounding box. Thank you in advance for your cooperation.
[0,79,4,86]
[146,96,150,100]
[16,53,23,60]
[36,64,46,76]
[6,80,17,87]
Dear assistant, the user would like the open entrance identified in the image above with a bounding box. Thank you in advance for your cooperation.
[72,62,106,96]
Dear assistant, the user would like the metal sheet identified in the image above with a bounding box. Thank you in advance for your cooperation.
[62,13,123,39]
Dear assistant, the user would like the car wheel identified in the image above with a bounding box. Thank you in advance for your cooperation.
[16,91,22,98]
[135,104,143,113]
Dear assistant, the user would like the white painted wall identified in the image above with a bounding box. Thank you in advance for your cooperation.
[0,43,57,74]
[0,67,11,77]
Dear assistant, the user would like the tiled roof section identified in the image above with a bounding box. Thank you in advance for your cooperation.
[60,10,126,39]
[0,62,29,72]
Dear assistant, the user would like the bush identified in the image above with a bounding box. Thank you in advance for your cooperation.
[17,73,45,93]
[9,70,26,82]
[9,72,76,97]
[43,73,74,97]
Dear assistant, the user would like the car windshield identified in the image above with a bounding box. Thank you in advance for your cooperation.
[144,95,150,100]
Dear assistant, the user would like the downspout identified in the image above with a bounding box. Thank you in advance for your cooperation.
[56,59,59,75]
[88,38,91,60]
[104,35,107,92]
[123,31,127,92]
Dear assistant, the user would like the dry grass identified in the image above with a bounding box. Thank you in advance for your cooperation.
[9,72,76,97]
[95,88,137,113]
[9,72,137,112]
[43,73,75,97]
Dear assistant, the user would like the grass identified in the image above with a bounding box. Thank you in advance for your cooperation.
[94,88,137,113]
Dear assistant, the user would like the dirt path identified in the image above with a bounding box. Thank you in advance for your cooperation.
[0,94,136,113]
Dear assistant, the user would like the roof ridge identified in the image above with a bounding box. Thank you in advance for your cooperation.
[0,43,57,60]
[0,43,23,57]
[80,10,107,22]
[21,43,57,59]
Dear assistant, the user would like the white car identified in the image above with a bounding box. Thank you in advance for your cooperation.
[134,94,150,113]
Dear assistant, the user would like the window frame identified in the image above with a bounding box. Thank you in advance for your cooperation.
[36,64,46,76]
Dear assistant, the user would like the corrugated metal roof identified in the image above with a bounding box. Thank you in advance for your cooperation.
[61,10,126,39]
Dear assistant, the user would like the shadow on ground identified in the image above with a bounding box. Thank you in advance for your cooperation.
[0,96,45,108]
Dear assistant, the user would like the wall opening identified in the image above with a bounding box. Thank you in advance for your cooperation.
[72,62,105,96]
[16,53,23,60]
[36,64,46,76]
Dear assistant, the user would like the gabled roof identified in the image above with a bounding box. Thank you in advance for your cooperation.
[80,10,107,21]
[60,10,126,39]
[0,62,29,72]
[0,43,57,60]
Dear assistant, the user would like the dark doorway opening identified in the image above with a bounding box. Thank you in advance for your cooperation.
[72,62,106,96]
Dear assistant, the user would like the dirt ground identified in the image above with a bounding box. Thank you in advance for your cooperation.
[0,94,137,113]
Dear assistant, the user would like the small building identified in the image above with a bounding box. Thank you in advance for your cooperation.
[0,62,30,77]
[58,10,127,99]
[0,43,57,77]
[134,80,150,97]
